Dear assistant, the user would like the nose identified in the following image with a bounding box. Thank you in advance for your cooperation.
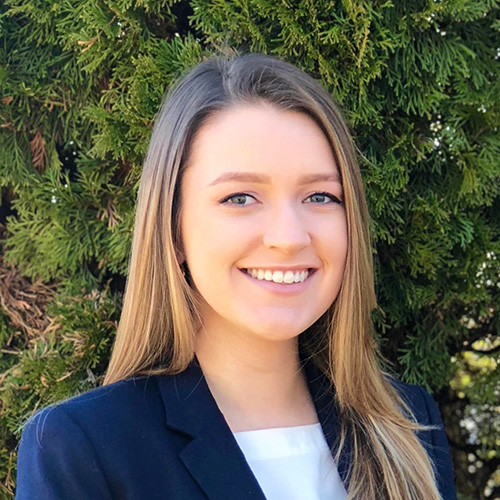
[262,203,311,253]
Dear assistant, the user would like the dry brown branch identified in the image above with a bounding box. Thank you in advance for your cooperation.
[0,253,57,343]
[29,128,46,172]
[97,198,122,229]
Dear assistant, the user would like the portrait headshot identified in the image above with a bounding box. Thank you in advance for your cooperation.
[1,2,498,500]
[14,53,457,500]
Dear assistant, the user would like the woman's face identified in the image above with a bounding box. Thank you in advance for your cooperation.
[179,103,347,347]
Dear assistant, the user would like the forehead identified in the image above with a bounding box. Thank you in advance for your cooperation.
[184,103,340,183]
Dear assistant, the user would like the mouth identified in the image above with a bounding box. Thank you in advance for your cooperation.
[240,267,316,285]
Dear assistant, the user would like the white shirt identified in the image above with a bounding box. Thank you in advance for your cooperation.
[233,423,348,500]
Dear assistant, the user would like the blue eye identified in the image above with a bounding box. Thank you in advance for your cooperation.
[219,192,256,206]
[219,192,342,207]
[306,192,343,204]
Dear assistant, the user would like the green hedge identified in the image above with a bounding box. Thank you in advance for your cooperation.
[1,1,499,498]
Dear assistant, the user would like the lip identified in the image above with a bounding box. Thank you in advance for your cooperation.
[239,265,316,272]
[239,268,317,295]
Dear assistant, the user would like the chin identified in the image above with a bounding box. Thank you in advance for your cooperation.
[248,324,305,343]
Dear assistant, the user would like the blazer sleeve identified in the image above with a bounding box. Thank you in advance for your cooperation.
[417,386,458,500]
[15,404,114,500]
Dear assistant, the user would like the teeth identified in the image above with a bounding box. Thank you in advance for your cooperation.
[246,269,310,284]
[274,270,284,282]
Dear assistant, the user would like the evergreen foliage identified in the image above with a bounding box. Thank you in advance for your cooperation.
[0,1,499,498]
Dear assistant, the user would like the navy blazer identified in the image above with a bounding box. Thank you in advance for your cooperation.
[15,357,457,500]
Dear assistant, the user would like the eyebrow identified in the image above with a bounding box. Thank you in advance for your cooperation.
[208,171,341,186]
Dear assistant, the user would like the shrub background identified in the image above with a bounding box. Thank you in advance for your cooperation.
[0,1,499,499]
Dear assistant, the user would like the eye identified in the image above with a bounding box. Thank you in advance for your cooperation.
[219,192,256,206]
[306,191,343,204]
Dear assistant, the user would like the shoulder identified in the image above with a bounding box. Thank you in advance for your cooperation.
[20,375,165,449]
[16,378,157,499]
[386,376,441,427]
[385,376,458,500]
[16,375,179,499]
[384,377,447,460]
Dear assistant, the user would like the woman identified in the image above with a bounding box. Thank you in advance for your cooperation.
[15,53,457,500]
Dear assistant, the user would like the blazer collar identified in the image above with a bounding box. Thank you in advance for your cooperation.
[157,353,352,500]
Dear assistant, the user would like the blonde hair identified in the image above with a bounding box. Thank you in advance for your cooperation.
[104,53,442,500]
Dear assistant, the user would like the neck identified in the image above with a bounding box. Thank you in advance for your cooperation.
[194,324,318,432]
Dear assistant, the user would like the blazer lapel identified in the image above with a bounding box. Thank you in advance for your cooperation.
[157,355,352,499]
[157,358,267,500]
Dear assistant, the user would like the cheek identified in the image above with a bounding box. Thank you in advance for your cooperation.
[184,206,257,252]
[339,229,349,272]
[323,213,348,252]
[339,223,349,261]
[323,217,348,281]
[181,216,207,267]
[180,207,236,274]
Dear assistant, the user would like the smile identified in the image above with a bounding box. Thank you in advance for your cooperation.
[243,268,311,284]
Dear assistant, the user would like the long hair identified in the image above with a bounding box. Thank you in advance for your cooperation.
[104,53,441,500]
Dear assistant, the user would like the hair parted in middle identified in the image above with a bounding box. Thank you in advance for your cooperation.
[104,52,442,500]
